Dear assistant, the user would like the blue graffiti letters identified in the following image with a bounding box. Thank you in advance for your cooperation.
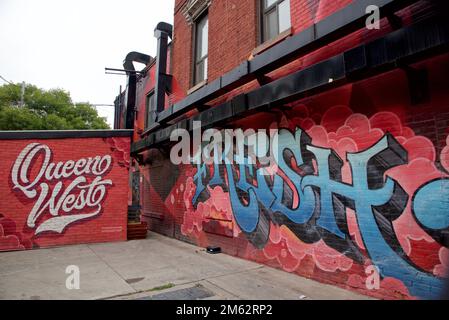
[191,127,447,299]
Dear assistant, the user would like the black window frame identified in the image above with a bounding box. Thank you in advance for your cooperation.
[192,11,209,87]
[144,90,156,130]
[260,0,291,43]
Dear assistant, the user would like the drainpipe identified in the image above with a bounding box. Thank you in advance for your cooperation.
[154,22,173,117]
[123,51,152,130]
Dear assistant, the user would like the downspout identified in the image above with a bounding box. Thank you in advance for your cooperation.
[123,51,153,130]
[154,22,173,118]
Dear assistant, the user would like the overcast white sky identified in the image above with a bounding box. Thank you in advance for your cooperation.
[0,0,175,127]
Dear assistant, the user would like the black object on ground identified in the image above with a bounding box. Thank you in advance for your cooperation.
[206,246,221,254]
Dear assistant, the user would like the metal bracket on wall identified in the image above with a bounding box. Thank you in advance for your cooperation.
[256,75,273,86]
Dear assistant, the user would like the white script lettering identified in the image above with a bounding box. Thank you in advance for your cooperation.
[11,143,113,235]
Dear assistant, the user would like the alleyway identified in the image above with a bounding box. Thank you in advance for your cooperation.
[0,233,372,300]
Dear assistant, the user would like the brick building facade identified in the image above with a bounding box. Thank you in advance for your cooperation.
[116,0,449,299]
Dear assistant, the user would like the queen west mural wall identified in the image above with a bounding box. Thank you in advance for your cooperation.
[0,133,131,251]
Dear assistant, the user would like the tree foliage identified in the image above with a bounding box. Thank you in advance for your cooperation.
[0,83,110,130]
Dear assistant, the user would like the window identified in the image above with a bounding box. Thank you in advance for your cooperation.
[145,91,155,129]
[261,0,291,43]
[193,12,208,86]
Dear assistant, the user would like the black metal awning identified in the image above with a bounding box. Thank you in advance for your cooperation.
[131,1,449,156]
[154,0,420,126]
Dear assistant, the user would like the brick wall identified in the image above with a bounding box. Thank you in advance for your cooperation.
[169,0,435,102]
[142,52,449,300]
[172,0,195,94]
[172,0,258,94]
[133,0,449,300]
[0,133,131,251]
[207,0,258,82]
[170,0,367,96]
[291,0,354,33]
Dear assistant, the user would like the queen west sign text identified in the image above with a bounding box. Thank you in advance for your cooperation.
[11,143,113,235]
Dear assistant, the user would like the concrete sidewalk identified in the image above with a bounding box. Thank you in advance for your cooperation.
[0,233,372,300]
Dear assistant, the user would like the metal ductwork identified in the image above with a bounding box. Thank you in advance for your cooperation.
[123,51,152,72]
[153,22,173,121]
[123,51,153,130]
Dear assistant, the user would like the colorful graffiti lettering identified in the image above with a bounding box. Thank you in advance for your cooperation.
[183,106,449,300]
[0,135,130,252]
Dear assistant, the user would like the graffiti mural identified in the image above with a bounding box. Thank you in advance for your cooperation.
[175,98,449,300]
[0,135,130,251]
[133,54,449,300]
[11,143,114,235]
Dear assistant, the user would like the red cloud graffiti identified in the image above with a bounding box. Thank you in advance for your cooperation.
[180,104,449,299]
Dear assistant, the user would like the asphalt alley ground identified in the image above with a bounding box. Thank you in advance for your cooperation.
[0,233,372,300]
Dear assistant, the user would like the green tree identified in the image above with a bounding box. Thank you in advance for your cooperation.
[0,83,110,130]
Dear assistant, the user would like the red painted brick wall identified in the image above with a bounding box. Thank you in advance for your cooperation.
[142,52,449,300]
[133,0,449,300]
[169,0,432,102]
[0,134,130,251]
[291,0,354,33]
[170,0,370,96]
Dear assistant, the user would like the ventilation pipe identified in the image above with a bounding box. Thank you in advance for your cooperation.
[123,51,152,130]
[154,22,173,116]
